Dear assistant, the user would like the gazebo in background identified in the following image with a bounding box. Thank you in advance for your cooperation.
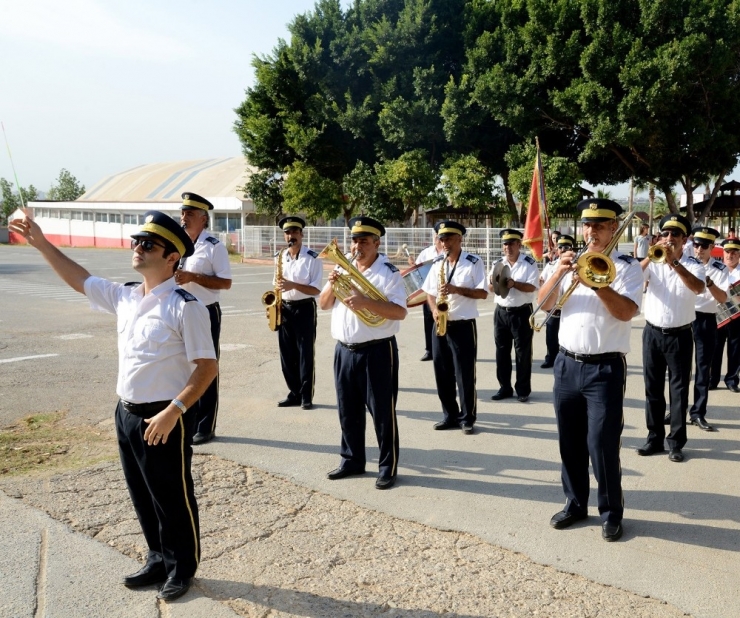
[692,180,740,234]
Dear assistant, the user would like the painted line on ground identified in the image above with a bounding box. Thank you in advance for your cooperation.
[0,354,59,364]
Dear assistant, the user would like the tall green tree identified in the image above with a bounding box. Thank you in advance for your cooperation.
[439,153,502,213]
[473,0,740,223]
[47,169,85,201]
[1,178,38,224]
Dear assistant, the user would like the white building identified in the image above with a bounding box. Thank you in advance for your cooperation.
[16,157,260,249]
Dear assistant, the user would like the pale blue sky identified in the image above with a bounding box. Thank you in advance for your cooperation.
[1,0,731,200]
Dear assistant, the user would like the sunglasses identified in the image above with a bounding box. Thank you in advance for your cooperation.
[559,245,573,251]
[131,238,166,252]
[693,242,711,249]
[660,230,683,238]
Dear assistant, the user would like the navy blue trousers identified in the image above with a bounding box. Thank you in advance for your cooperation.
[553,354,626,524]
[116,402,200,579]
[643,325,693,450]
[334,337,399,478]
[494,305,533,397]
[431,319,478,426]
[711,317,740,388]
[690,312,717,419]
[278,299,317,404]
[194,302,221,435]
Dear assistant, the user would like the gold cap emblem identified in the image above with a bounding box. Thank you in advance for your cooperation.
[145,215,154,223]
[590,203,598,210]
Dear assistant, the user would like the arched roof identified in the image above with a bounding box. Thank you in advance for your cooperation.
[79,157,254,202]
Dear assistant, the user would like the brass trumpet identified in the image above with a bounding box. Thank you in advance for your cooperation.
[647,243,672,263]
[319,239,388,327]
[530,210,637,332]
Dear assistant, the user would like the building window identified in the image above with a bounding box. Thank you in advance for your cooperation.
[61,210,72,219]
[95,212,108,223]
[82,211,94,221]
[109,213,121,224]
[124,214,138,225]
[71,211,83,220]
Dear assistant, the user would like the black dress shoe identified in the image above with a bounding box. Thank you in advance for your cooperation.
[433,421,460,430]
[375,475,396,490]
[461,424,474,434]
[549,510,588,529]
[420,351,433,361]
[668,448,684,462]
[636,442,665,456]
[157,577,192,601]
[301,401,313,410]
[663,413,671,425]
[277,396,300,407]
[192,431,215,445]
[491,390,514,401]
[327,467,366,480]
[540,362,554,369]
[123,563,167,588]
[691,416,714,431]
[602,521,623,542]
[727,383,740,393]
[517,395,529,403]
[708,384,717,391]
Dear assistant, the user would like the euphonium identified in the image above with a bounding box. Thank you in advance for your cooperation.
[648,243,671,263]
[436,252,450,336]
[318,238,388,327]
[261,239,294,331]
[530,209,637,332]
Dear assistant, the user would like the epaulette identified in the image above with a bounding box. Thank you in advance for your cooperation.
[205,236,219,245]
[433,254,446,263]
[524,255,536,265]
[688,256,702,264]
[124,281,140,287]
[307,249,318,258]
[385,262,399,273]
[174,288,198,302]
[274,250,281,258]
[493,257,503,264]
[465,254,479,264]
[618,255,636,264]
[711,260,727,271]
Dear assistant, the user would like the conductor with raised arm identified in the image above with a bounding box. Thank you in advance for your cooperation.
[10,212,217,601]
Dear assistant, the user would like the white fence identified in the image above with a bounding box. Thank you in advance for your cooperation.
[239,226,520,272]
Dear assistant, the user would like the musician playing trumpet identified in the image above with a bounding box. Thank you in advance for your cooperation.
[421,221,487,434]
[638,214,705,464]
[319,216,407,490]
[538,199,643,542]
[274,216,323,410]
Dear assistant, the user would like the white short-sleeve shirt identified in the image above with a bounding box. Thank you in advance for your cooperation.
[490,253,540,308]
[643,253,705,327]
[278,245,324,301]
[179,230,232,306]
[422,252,487,321]
[695,258,729,314]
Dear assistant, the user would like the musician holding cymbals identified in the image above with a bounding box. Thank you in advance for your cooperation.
[273,216,323,410]
[319,216,407,490]
[688,226,728,431]
[489,229,539,403]
[638,214,705,463]
[711,238,740,392]
[538,199,642,542]
[422,221,488,434]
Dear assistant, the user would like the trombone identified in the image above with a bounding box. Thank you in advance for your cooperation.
[530,210,637,332]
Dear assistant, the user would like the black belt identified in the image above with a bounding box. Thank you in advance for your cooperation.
[283,298,316,306]
[121,400,170,417]
[647,322,692,335]
[497,303,532,313]
[339,337,393,352]
[559,347,624,364]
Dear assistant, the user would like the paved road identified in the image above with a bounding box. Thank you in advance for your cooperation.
[1,244,739,617]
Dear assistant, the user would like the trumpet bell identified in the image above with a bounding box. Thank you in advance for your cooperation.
[648,245,667,263]
[576,252,616,289]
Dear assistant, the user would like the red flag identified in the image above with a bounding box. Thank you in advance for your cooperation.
[522,146,548,260]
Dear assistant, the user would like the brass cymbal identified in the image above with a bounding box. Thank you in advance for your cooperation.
[491,261,511,298]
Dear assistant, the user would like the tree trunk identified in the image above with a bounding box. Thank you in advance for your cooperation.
[683,175,695,224]
[501,169,520,226]
[696,172,726,224]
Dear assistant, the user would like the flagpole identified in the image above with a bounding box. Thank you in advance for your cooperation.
[1,122,26,209]
[535,137,551,258]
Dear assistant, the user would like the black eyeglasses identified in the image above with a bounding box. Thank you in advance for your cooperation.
[131,238,166,252]
[660,230,683,238]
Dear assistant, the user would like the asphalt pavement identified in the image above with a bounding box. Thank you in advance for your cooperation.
[1,244,739,617]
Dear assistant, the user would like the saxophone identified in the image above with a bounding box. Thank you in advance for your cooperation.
[261,240,294,331]
[436,252,450,336]
[318,238,388,327]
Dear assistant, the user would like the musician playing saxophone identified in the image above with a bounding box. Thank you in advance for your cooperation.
[421,220,487,434]
[319,216,407,490]
[538,199,642,542]
[274,216,323,410]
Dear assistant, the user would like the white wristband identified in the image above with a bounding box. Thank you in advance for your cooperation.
[171,399,187,414]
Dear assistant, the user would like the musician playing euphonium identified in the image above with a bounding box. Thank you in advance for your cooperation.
[421,220,487,435]
[274,216,323,410]
[538,199,643,542]
[711,238,740,392]
[687,226,728,432]
[319,216,407,490]
[638,214,704,464]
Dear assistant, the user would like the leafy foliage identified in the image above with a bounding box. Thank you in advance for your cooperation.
[1,178,38,224]
[47,169,85,201]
